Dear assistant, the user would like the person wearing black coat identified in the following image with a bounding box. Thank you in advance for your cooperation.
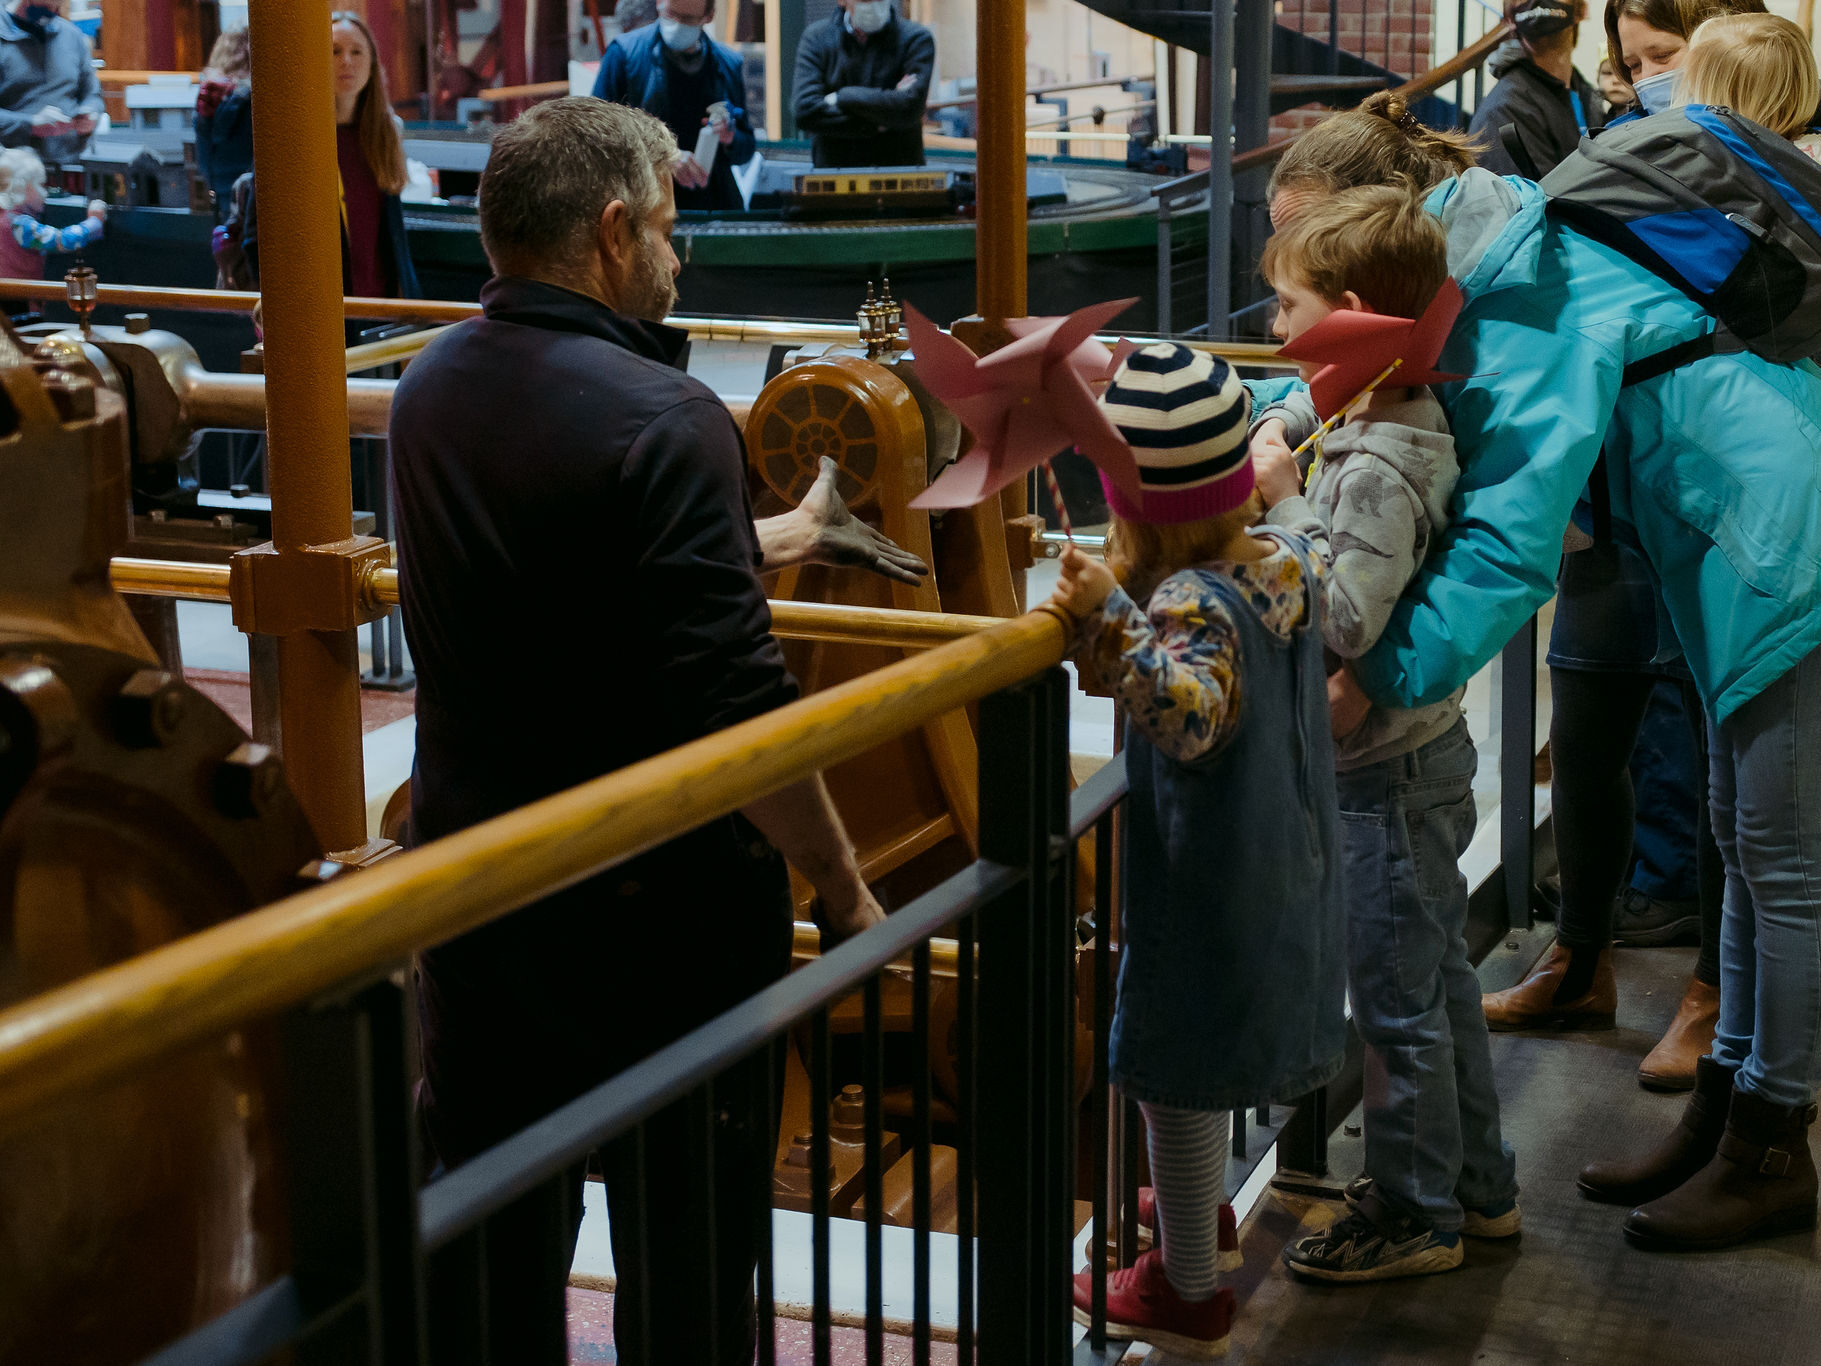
[793,0,935,168]
[1468,0,1606,179]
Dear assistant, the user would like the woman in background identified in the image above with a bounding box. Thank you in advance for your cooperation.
[330,10,420,300]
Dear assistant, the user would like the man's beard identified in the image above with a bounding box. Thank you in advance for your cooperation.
[625,239,678,323]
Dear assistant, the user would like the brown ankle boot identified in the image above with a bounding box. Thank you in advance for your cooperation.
[1624,1087,1820,1250]
[1578,1055,1735,1206]
[1637,977,1721,1092]
[1482,943,1616,1032]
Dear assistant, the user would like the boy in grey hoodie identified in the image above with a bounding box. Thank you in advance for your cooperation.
[1253,185,1520,1284]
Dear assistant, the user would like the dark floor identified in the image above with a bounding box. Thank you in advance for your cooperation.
[1225,946,1821,1366]
[565,1287,959,1364]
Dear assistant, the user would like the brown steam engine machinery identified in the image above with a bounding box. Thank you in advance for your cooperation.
[0,265,1101,1356]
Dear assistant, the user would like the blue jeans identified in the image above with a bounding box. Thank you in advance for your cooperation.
[1709,642,1821,1109]
[1338,719,1518,1232]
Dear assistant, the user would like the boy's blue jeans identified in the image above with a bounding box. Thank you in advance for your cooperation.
[1337,718,1519,1233]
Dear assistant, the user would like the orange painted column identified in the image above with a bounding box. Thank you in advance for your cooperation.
[246,3,369,853]
[974,0,1027,328]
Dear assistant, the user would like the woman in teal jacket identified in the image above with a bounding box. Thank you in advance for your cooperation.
[1267,111,1821,1253]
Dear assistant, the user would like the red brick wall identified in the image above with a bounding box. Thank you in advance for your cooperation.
[1265,0,1436,140]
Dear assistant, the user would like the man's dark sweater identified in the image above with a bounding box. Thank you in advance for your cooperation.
[1468,44,1606,180]
[793,11,935,168]
[390,276,797,1156]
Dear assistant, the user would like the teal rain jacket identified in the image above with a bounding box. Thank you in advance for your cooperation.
[1256,169,1821,723]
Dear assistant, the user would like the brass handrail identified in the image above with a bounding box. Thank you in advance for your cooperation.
[0,607,1069,1133]
[3,279,1296,366]
[107,557,1004,649]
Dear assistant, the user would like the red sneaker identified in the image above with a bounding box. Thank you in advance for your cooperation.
[1071,1250,1234,1358]
[1136,1188,1243,1271]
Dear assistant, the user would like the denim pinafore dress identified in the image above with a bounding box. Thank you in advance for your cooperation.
[1110,535,1348,1112]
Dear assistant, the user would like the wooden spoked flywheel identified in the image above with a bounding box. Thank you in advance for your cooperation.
[745,355,924,509]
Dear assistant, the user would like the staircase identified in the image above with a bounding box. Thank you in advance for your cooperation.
[1075,0,1506,336]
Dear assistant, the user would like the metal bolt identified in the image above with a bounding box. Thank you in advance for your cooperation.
[114,669,185,747]
[124,312,151,334]
[295,858,346,886]
[38,366,96,421]
[214,513,237,530]
[148,509,167,523]
[0,655,76,756]
[216,742,284,817]
[229,483,250,498]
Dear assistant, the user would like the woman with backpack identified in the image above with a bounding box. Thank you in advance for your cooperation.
[1479,0,1768,1091]
[1267,93,1821,1254]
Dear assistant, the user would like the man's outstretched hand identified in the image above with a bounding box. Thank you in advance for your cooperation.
[756,456,930,585]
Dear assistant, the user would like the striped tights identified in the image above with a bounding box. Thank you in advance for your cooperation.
[1140,1102,1231,1302]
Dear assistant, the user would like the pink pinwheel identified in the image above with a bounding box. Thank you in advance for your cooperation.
[1275,279,1467,421]
[905,298,1144,511]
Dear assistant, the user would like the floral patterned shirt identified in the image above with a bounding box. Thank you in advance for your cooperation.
[1075,528,1320,763]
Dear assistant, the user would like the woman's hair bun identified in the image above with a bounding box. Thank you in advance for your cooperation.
[1363,90,1423,132]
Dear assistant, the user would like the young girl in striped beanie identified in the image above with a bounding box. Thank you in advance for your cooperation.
[1051,343,1348,1357]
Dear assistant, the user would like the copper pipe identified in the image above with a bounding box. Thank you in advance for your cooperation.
[248,0,368,853]
[0,279,484,323]
[109,558,232,602]
[974,0,1027,327]
[179,370,398,438]
[477,79,569,101]
[0,608,1070,1132]
[925,72,1155,110]
[791,920,958,975]
[107,558,1001,650]
[344,325,455,373]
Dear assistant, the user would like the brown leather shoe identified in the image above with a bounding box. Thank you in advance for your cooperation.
[1578,1056,1734,1206]
[1624,1087,1820,1250]
[1637,977,1720,1092]
[1482,943,1616,1032]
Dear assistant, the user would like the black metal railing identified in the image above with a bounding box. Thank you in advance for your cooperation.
[134,605,1546,1364]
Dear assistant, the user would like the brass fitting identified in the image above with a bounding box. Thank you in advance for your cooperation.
[227,536,394,636]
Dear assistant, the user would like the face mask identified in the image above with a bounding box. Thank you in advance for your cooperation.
[1632,68,1680,116]
[850,0,891,34]
[657,17,703,52]
[18,4,57,31]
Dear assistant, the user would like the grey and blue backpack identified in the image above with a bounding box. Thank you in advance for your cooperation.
[1538,105,1821,538]
[1540,104,1821,375]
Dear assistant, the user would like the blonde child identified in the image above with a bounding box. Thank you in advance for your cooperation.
[1249,184,1520,1283]
[1053,345,1347,1356]
[0,147,103,284]
[1680,13,1821,157]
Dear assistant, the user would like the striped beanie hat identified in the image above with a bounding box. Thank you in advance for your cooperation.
[1097,343,1253,525]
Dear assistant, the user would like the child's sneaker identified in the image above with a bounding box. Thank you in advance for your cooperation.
[1281,1203,1463,1283]
[1135,1188,1243,1270]
[1071,1250,1234,1358]
[1342,1175,1523,1238]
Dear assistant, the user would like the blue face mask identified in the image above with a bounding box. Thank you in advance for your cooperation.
[18,4,58,31]
[1632,68,1680,116]
[657,17,703,52]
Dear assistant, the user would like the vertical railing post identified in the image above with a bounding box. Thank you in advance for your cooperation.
[975,667,1072,1363]
[1500,615,1539,930]
[1157,196,1174,336]
[284,977,426,1366]
[1206,0,1236,337]
[1231,0,1275,332]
